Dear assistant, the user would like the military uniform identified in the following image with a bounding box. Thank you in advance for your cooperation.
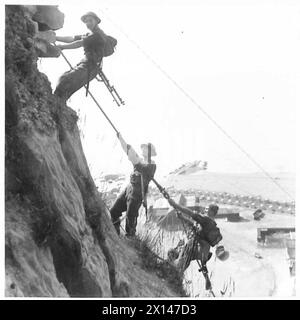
[172,224,211,273]
[54,27,106,101]
[110,162,156,236]
[167,201,227,272]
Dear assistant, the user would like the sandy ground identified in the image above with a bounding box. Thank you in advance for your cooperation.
[164,171,295,202]
[184,208,295,297]
[130,171,296,297]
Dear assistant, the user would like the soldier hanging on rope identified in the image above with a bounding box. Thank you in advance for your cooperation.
[54,11,117,103]
[110,133,157,237]
[166,198,229,274]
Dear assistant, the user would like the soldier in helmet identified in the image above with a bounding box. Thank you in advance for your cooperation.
[54,12,112,102]
[110,133,157,237]
[167,198,229,274]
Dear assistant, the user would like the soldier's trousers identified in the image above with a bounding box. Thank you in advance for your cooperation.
[54,61,98,102]
[177,238,211,273]
[110,188,142,236]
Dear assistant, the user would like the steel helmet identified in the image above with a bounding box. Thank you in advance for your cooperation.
[81,12,101,24]
[216,245,229,261]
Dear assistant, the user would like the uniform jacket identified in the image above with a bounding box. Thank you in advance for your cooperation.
[74,27,107,65]
[127,162,157,200]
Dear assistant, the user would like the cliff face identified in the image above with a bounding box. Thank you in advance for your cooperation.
[5,5,178,297]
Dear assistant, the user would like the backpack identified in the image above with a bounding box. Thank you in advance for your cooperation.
[103,35,117,57]
[195,216,223,247]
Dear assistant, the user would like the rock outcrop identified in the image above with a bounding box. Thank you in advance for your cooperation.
[23,5,62,58]
[5,5,180,298]
[31,5,64,30]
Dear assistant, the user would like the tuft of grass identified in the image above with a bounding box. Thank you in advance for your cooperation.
[130,236,188,297]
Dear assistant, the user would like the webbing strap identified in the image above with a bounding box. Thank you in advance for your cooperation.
[126,144,131,155]
[147,143,151,164]
[86,66,90,97]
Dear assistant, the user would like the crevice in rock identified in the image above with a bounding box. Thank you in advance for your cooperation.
[49,232,103,297]
[90,223,118,296]
[35,21,51,32]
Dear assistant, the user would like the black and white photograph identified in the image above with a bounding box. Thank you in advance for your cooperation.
[3,0,299,302]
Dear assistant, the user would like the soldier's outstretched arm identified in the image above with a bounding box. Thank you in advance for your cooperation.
[178,214,195,228]
[55,36,76,43]
[56,40,83,50]
[168,198,199,220]
[117,133,142,165]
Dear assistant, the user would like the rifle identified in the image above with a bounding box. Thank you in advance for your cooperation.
[197,261,215,295]
[56,45,125,107]
[97,68,125,107]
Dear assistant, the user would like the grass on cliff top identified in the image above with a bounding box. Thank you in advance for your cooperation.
[128,236,188,297]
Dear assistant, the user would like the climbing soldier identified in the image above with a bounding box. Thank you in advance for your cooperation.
[166,198,229,274]
[54,11,117,102]
[110,133,157,238]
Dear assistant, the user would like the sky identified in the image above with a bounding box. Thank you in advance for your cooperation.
[36,0,299,179]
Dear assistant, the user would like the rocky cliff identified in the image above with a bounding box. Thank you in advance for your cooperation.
[5,5,181,298]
